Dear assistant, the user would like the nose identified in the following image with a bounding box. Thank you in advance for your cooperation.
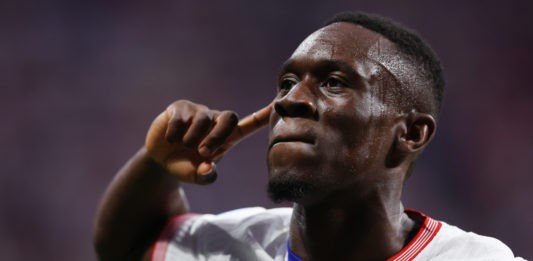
[274,84,317,119]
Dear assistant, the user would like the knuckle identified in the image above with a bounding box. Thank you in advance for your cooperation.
[223,111,239,126]
[168,99,188,110]
[195,111,213,126]
[169,100,209,115]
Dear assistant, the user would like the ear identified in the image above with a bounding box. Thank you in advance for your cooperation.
[386,112,436,169]
[396,112,436,153]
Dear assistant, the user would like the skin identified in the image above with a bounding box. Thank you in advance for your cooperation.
[93,22,436,261]
[268,22,436,260]
[93,101,271,260]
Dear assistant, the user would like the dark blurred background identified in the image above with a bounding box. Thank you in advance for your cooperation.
[1,0,532,260]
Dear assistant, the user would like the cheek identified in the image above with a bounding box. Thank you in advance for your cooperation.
[320,104,391,175]
[321,100,369,149]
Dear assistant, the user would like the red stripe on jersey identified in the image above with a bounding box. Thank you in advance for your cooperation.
[388,210,442,261]
[151,213,200,261]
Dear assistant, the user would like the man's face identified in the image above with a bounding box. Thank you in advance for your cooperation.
[267,22,403,204]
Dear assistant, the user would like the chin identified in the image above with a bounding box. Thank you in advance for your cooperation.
[267,170,321,204]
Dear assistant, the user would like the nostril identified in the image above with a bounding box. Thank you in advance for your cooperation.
[303,101,317,116]
[274,101,287,116]
[275,99,317,119]
[294,105,308,116]
[274,92,317,119]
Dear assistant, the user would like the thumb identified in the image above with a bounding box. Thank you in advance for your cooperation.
[195,161,217,185]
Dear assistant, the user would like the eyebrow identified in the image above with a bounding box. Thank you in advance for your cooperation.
[278,58,360,81]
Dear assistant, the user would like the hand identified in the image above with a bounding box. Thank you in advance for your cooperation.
[145,100,272,184]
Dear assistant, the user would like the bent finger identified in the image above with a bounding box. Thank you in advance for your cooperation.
[197,110,239,157]
[165,108,189,143]
[182,110,215,149]
[212,102,273,160]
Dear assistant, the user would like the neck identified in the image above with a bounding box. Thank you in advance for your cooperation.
[289,183,416,261]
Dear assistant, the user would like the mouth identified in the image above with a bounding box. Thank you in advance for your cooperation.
[269,136,315,149]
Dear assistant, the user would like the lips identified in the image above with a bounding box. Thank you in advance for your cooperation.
[269,119,316,149]
[269,135,315,149]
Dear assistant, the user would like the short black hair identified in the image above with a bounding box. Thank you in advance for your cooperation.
[324,11,444,117]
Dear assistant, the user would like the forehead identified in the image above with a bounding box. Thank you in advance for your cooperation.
[289,22,422,95]
[291,22,396,65]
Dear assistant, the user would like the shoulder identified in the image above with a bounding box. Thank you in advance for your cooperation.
[151,207,292,261]
[417,220,524,260]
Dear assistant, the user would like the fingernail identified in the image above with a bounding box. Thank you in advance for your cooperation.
[198,162,217,184]
[197,161,215,175]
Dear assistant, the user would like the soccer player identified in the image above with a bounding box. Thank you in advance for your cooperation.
[94,12,523,260]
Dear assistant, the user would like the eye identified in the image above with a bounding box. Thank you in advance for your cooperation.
[278,76,298,95]
[280,79,297,89]
[321,76,346,88]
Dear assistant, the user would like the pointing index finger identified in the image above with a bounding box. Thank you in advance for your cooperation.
[235,102,272,139]
[212,102,273,160]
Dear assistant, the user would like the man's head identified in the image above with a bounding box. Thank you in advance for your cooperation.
[266,11,443,204]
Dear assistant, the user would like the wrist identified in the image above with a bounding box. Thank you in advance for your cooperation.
[137,146,170,175]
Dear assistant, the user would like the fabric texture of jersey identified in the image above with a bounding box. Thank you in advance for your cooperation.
[151,207,524,261]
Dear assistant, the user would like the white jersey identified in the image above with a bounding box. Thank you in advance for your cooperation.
[151,207,524,261]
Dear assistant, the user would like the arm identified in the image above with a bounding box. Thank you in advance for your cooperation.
[93,100,271,261]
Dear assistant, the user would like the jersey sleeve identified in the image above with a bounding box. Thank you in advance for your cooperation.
[151,207,292,261]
